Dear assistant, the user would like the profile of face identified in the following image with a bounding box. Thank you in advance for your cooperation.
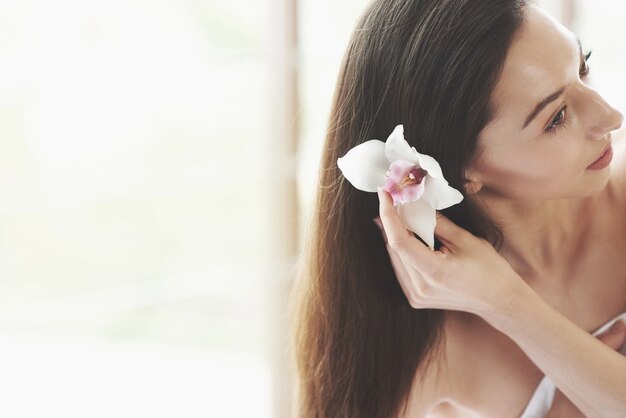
[467,5,624,201]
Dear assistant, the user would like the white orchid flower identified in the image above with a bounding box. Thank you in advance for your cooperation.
[337,124,464,248]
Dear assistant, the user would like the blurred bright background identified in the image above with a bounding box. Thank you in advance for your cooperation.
[0,0,624,417]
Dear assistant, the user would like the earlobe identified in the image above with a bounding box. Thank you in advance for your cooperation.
[463,169,483,195]
[463,180,483,195]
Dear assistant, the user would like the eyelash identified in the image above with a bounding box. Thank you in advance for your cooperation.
[544,50,593,135]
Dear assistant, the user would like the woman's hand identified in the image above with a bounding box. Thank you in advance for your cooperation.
[545,320,626,418]
[374,188,530,318]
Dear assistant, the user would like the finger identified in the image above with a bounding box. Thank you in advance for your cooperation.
[434,212,475,249]
[385,243,426,307]
[439,244,451,256]
[597,320,626,350]
[377,188,441,274]
[373,216,412,245]
[373,217,420,281]
[374,216,427,307]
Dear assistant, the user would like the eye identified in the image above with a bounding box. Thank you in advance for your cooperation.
[580,50,592,77]
[545,106,567,134]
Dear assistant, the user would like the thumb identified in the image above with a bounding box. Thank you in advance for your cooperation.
[596,320,626,351]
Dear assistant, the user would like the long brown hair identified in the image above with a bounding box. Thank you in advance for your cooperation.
[289,0,527,416]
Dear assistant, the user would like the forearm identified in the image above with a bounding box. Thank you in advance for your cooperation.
[484,282,626,418]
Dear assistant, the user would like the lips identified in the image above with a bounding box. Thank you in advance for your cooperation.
[590,144,611,166]
[586,138,614,170]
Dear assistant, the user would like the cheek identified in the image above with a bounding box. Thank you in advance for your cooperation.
[477,142,583,198]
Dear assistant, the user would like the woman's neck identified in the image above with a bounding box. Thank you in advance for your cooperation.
[476,194,594,282]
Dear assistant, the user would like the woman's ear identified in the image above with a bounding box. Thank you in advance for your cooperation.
[463,168,483,195]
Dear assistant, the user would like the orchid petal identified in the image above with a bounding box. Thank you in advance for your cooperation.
[337,140,388,192]
[397,199,437,248]
[420,176,465,210]
[385,124,446,180]
[413,150,445,180]
[384,125,416,163]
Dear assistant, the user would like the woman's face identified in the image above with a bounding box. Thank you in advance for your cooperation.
[470,5,623,201]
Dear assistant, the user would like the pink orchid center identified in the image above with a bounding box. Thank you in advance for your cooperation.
[383,160,428,206]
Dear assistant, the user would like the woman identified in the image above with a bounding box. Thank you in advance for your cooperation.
[289,0,626,417]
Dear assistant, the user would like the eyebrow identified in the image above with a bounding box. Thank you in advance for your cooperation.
[522,87,566,129]
[522,37,584,130]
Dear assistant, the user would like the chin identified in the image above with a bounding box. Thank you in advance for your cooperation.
[583,166,612,196]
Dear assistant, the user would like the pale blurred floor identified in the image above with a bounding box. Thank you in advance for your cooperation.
[0,336,271,418]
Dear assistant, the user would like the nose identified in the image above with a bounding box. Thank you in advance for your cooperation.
[584,86,624,140]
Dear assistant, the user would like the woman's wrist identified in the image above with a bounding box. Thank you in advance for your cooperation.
[478,274,539,333]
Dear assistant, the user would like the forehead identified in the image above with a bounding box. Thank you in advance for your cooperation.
[490,5,578,121]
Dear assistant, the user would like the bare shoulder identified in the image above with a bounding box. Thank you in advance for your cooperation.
[399,319,484,418]
[414,312,544,418]
[400,342,451,418]
[402,313,503,418]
